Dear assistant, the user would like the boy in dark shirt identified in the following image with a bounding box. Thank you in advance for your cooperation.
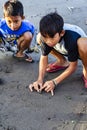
[29,12,87,95]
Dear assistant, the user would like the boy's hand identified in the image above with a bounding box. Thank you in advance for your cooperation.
[40,80,55,96]
[29,80,43,93]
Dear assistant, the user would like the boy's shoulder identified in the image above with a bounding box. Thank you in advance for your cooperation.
[22,20,34,27]
[0,18,6,27]
[21,20,35,34]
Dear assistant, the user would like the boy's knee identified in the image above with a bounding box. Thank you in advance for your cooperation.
[20,32,33,45]
[78,38,87,52]
[24,32,33,42]
[36,33,42,45]
[78,38,87,60]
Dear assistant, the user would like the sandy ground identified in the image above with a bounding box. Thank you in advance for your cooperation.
[0,0,87,130]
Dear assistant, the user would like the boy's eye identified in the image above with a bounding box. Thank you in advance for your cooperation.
[8,20,11,24]
[15,20,18,23]
[7,20,18,24]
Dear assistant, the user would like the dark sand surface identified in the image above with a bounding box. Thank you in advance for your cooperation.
[0,0,87,130]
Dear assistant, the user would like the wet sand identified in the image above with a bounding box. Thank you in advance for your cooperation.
[0,0,87,130]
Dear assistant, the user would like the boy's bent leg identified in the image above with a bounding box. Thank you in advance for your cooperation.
[46,49,69,72]
[16,32,33,57]
[50,49,69,66]
[36,33,42,45]
[78,37,87,87]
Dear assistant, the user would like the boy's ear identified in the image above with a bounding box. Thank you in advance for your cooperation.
[22,16,25,19]
[3,13,5,18]
[60,30,65,37]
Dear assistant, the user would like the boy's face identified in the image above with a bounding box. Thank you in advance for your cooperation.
[41,33,62,47]
[4,15,24,31]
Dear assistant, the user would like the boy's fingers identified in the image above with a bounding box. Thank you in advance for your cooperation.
[51,90,54,96]
[29,84,33,92]
[40,85,46,91]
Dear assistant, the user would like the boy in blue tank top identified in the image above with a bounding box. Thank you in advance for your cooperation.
[0,0,35,62]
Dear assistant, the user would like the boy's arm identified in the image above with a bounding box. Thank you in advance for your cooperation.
[41,61,78,96]
[38,55,48,81]
[29,55,48,92]
[54,61,78,84]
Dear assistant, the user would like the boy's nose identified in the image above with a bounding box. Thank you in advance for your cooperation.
[46,40,51,44]
[11,23,16,30]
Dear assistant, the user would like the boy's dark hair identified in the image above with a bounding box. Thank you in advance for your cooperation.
[40,12,64,37]
[3,0,24,17]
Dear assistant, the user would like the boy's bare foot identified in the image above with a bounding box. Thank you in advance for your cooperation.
[46,61,69,72]
[13,52,33,63]
[47,60,69,68]
[15,52,24,58]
